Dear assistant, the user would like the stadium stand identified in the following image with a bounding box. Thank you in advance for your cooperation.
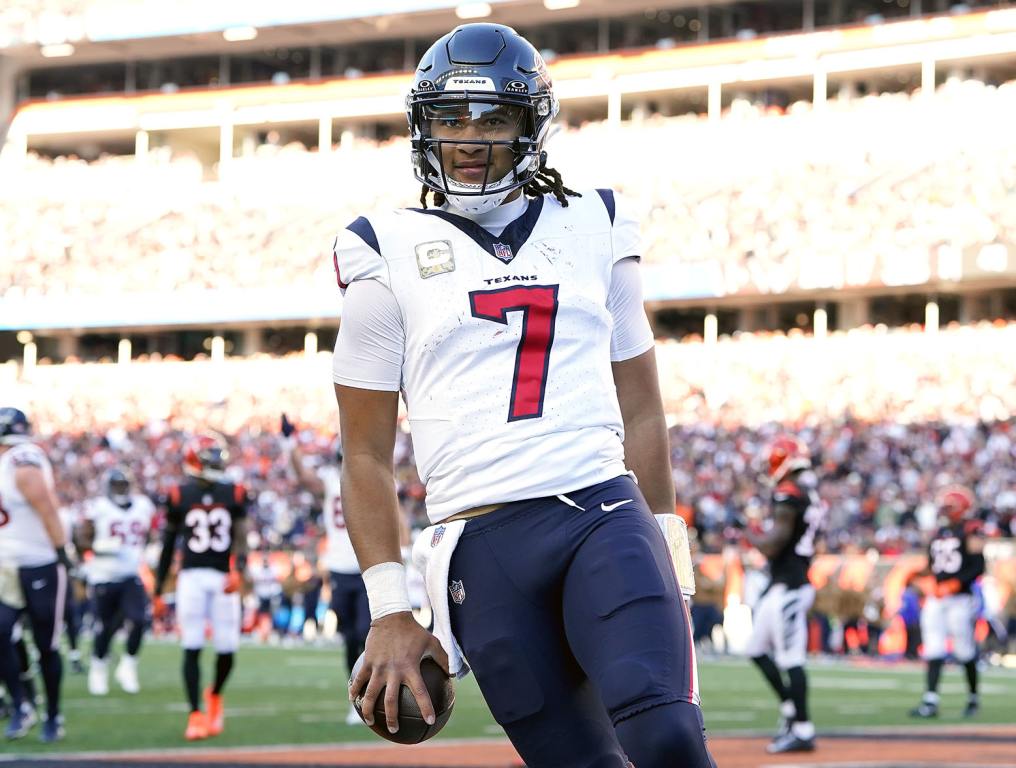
[3,78,1016,304]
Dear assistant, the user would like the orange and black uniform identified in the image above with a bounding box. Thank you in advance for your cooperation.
[155,480,248,592]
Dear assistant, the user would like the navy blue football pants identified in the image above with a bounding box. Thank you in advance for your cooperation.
[449,475,715,768]
[0,562,66,718]
[92,576,149,659]
[330,571,369,677]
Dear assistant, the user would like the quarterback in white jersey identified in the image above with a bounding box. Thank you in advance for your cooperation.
[333,188,645,523]
[335,24,715,768]
[0,408,71,743]
[78,468,156,696]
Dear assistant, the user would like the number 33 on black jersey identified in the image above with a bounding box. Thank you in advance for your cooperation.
[165,482,248,572]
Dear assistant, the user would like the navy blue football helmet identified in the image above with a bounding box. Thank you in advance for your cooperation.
[104,467,134,507]
[0,407,30,445]
[407,23,559,214]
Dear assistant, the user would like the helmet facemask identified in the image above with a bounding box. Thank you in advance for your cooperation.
[104,468,133,507]
[184,436,230,483]
[411,94,554,215]
[109,480,131,507]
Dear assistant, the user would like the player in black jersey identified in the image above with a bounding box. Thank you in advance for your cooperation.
[744,435,825,755]
[909,485,985,719]
[154,434,249,741]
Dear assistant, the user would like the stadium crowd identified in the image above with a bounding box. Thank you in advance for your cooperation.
[34,413,1016,558]
[9,322,1016,554]
[3,78,1016,301]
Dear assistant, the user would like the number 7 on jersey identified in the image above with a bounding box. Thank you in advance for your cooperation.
[469,284,560,422]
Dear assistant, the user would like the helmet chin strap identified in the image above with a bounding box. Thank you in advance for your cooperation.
[445,188,513,215]
[435,153,535,215]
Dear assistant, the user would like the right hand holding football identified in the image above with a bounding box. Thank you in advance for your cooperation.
[349,612,449,735]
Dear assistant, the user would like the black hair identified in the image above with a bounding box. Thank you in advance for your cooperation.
[419,155,581,209]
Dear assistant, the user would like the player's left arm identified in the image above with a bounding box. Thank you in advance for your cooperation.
[154,489,182,597]
[14,463,70,561]
[613,347,675,516]
[746,501,796,559]
[226,486,250,593]
[75,508,96,553]
[607,245,672,515]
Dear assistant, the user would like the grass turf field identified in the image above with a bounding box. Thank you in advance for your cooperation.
[5,640,1016,757]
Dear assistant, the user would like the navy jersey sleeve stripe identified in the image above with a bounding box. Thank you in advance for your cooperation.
[596,188,616,225]
[346,216,382,257]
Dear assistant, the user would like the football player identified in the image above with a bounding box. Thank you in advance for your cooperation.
[909,485,985,719]
[78,467,156,696]
[0,407,71,742]
[334,24,715,768]
[743,435,825,754]
[153,434,249,741]
[281,415,367,725]
[249,549,282,643]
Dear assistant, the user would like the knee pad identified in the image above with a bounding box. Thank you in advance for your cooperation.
[599,657,659,717]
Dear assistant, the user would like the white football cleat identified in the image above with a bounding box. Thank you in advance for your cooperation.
[87,658,109,696]
[114,655,140,694]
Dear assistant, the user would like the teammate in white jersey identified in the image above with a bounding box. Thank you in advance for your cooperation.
[0,408,71,743]
[78,468,156,696]
[335,25,714,768]
[281,415,366,725]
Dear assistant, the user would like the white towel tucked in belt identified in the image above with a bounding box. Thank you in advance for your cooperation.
[412,519,470,679]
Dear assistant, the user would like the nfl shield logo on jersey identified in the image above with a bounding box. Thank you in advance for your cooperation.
[449,579,466,605]
[492,242,514,263]
[431,525,445,548]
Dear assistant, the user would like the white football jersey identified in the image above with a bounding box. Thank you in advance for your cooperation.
[318,465,360,574]
[83,494,156,584]
[0,443,58,567]
[333,190,639,522]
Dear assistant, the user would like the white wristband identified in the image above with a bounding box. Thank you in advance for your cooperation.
[362,561,412,622]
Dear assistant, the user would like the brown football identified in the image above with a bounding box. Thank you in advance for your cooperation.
[350,654,455,744]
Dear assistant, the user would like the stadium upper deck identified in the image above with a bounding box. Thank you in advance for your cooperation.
[3,1,1016,152]
[2,1,1016,361]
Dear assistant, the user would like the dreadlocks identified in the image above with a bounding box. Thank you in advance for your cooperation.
[419,158,581,209]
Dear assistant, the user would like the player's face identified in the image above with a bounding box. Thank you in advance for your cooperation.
[427,102,526,187]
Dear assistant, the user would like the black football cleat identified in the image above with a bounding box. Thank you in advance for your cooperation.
[963,698,979,718]
[39,715,65,744]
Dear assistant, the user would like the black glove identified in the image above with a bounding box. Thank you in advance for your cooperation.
[56,546,75,572]
[281,413,295,438]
